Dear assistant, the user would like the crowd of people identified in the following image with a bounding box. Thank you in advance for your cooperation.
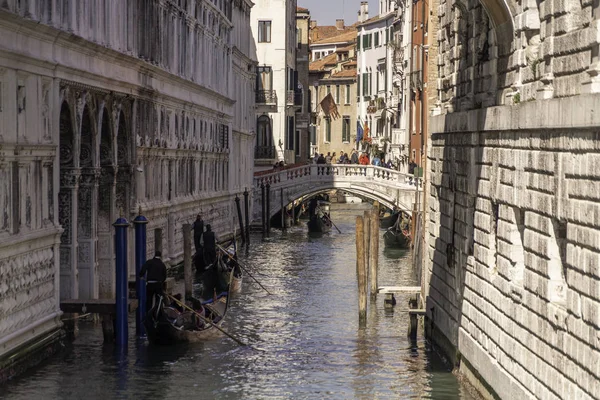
[312,149,414,170]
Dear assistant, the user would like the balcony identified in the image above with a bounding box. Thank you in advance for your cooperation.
[256,90,278,105]
[256,90,278,112]
[287,90,303,107]
[254,145,276,160]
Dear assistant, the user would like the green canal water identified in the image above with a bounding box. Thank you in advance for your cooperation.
[0,206,477,399]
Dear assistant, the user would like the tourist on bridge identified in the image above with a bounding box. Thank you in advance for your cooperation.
[201,224,218,267]
[139,250,168,313]
[338,151,347,163]
[350,149,359,164]
[372,154,381,167]
[325,152,332,164]
[359,153,370,165]
[331,152,337,164]
[313,152,319,164]
[317,154,326,164]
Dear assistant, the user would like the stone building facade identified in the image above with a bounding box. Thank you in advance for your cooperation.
[0,0,255,378]
[424,0,600,397]
[309,29,358,159]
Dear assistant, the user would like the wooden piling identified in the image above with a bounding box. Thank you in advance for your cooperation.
[356,215,367,323]
[408,295,418,340]
[369,209,379,299]
[280,188,285,232]
[363,210,370,279]
[183,223,192,300]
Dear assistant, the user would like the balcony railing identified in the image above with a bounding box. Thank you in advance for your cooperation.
[287,90,303,106]
[256,90,278,104]
[254,145,276,159]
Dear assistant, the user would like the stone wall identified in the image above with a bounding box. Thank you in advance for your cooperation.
[426,95,600,399]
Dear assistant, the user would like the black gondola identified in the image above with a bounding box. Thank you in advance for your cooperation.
[379,210,400,229]
[383,215,411,248]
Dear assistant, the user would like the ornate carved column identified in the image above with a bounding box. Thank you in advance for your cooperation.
[59,168,80,299]
[77,167,101,299]
[98,166,116,299]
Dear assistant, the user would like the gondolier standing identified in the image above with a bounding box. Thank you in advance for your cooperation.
[201,224,218,266]
[139,250,167,313]
[193,213,204,255]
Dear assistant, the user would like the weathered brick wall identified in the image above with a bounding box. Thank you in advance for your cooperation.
[427,95,600,399]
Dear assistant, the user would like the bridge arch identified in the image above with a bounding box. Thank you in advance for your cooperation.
[252,165,419,223]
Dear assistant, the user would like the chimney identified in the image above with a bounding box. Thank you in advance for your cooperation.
[358,1,369,23]
[335,19,345,30]
[310,20,317,29]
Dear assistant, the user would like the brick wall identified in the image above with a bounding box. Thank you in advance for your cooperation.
[426,95,600,399]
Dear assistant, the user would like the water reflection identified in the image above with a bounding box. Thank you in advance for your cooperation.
[0,205,474,400]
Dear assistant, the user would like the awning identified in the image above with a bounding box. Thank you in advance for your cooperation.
[374,109,386,119]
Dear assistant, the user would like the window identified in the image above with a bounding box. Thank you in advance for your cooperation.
[327,85,331,95]
[256,66,273,91]
[258,21,271,43]
[345,84,351,104]
[257,115,272,147]
[363,74,368,96]
[325,117,331,142]
[336,85,340,104]
[357,74,361,95]
[342,116,351,142]
[374,31,380,47]
[286,116,294,150]
[297,28,302,49]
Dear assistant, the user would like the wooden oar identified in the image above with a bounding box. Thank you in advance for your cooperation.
[166,293,247,346]
[217,244,273,295]
[316,206,342,233]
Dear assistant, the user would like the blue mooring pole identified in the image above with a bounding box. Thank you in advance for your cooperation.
[113,216,130,347]
[133,213,148,337]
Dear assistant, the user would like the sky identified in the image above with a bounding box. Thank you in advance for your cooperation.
[297,0,375,26]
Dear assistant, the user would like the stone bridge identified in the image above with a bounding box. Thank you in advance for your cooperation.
[252,164,419,222]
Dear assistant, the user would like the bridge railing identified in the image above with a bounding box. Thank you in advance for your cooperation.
[254,164,420,189]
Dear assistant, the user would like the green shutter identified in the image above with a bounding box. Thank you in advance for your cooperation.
[357,74,360,95]
[357,37,361,51]
[386,28,389,44]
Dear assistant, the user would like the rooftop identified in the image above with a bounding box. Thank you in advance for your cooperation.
[312,29,357,46]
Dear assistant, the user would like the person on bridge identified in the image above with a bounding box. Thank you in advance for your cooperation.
[139,250,168,313]
[317,154,326,164]
[338,151,347,164]
[359,153,370,165]
[201,224,218,267]
[325,152,332,164]
[331,152,337,164]
[350,149,359,164]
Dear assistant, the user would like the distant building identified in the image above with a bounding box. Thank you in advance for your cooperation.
[296,6,312,163]
[251,0,301,170]
[356,1,396,163]
[309,23,358,160]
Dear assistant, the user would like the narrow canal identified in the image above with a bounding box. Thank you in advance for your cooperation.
[1,205,475,399]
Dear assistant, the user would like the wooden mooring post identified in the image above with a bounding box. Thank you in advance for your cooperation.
[369,208,379,299]
[363,210,370,280]
[183,223,192,301]
[356,215,367,323]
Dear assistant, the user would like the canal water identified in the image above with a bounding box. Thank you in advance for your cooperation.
[1,205,476,399]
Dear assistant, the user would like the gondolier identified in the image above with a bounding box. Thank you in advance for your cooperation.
[201,224,217,266]
[139,250,168,313]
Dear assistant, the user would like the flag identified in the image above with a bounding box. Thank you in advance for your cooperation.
[319,93,341,119]
[356,120,364,143]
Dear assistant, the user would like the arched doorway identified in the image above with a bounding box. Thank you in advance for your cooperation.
[97,108,116,299]
[256,115,274,159]
[77,105,98,299]
[58,101,78,299]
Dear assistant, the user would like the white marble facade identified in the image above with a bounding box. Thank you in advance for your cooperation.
[0,0,256,362]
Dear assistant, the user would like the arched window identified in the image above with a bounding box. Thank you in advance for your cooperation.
[256,115,272,147]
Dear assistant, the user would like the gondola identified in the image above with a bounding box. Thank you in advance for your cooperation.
[144,269,234,345]
[307,215,332,233]
[307,199,332,233]
[379,209,400,229]
[383,215,411,249]
[217,245,242,293]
